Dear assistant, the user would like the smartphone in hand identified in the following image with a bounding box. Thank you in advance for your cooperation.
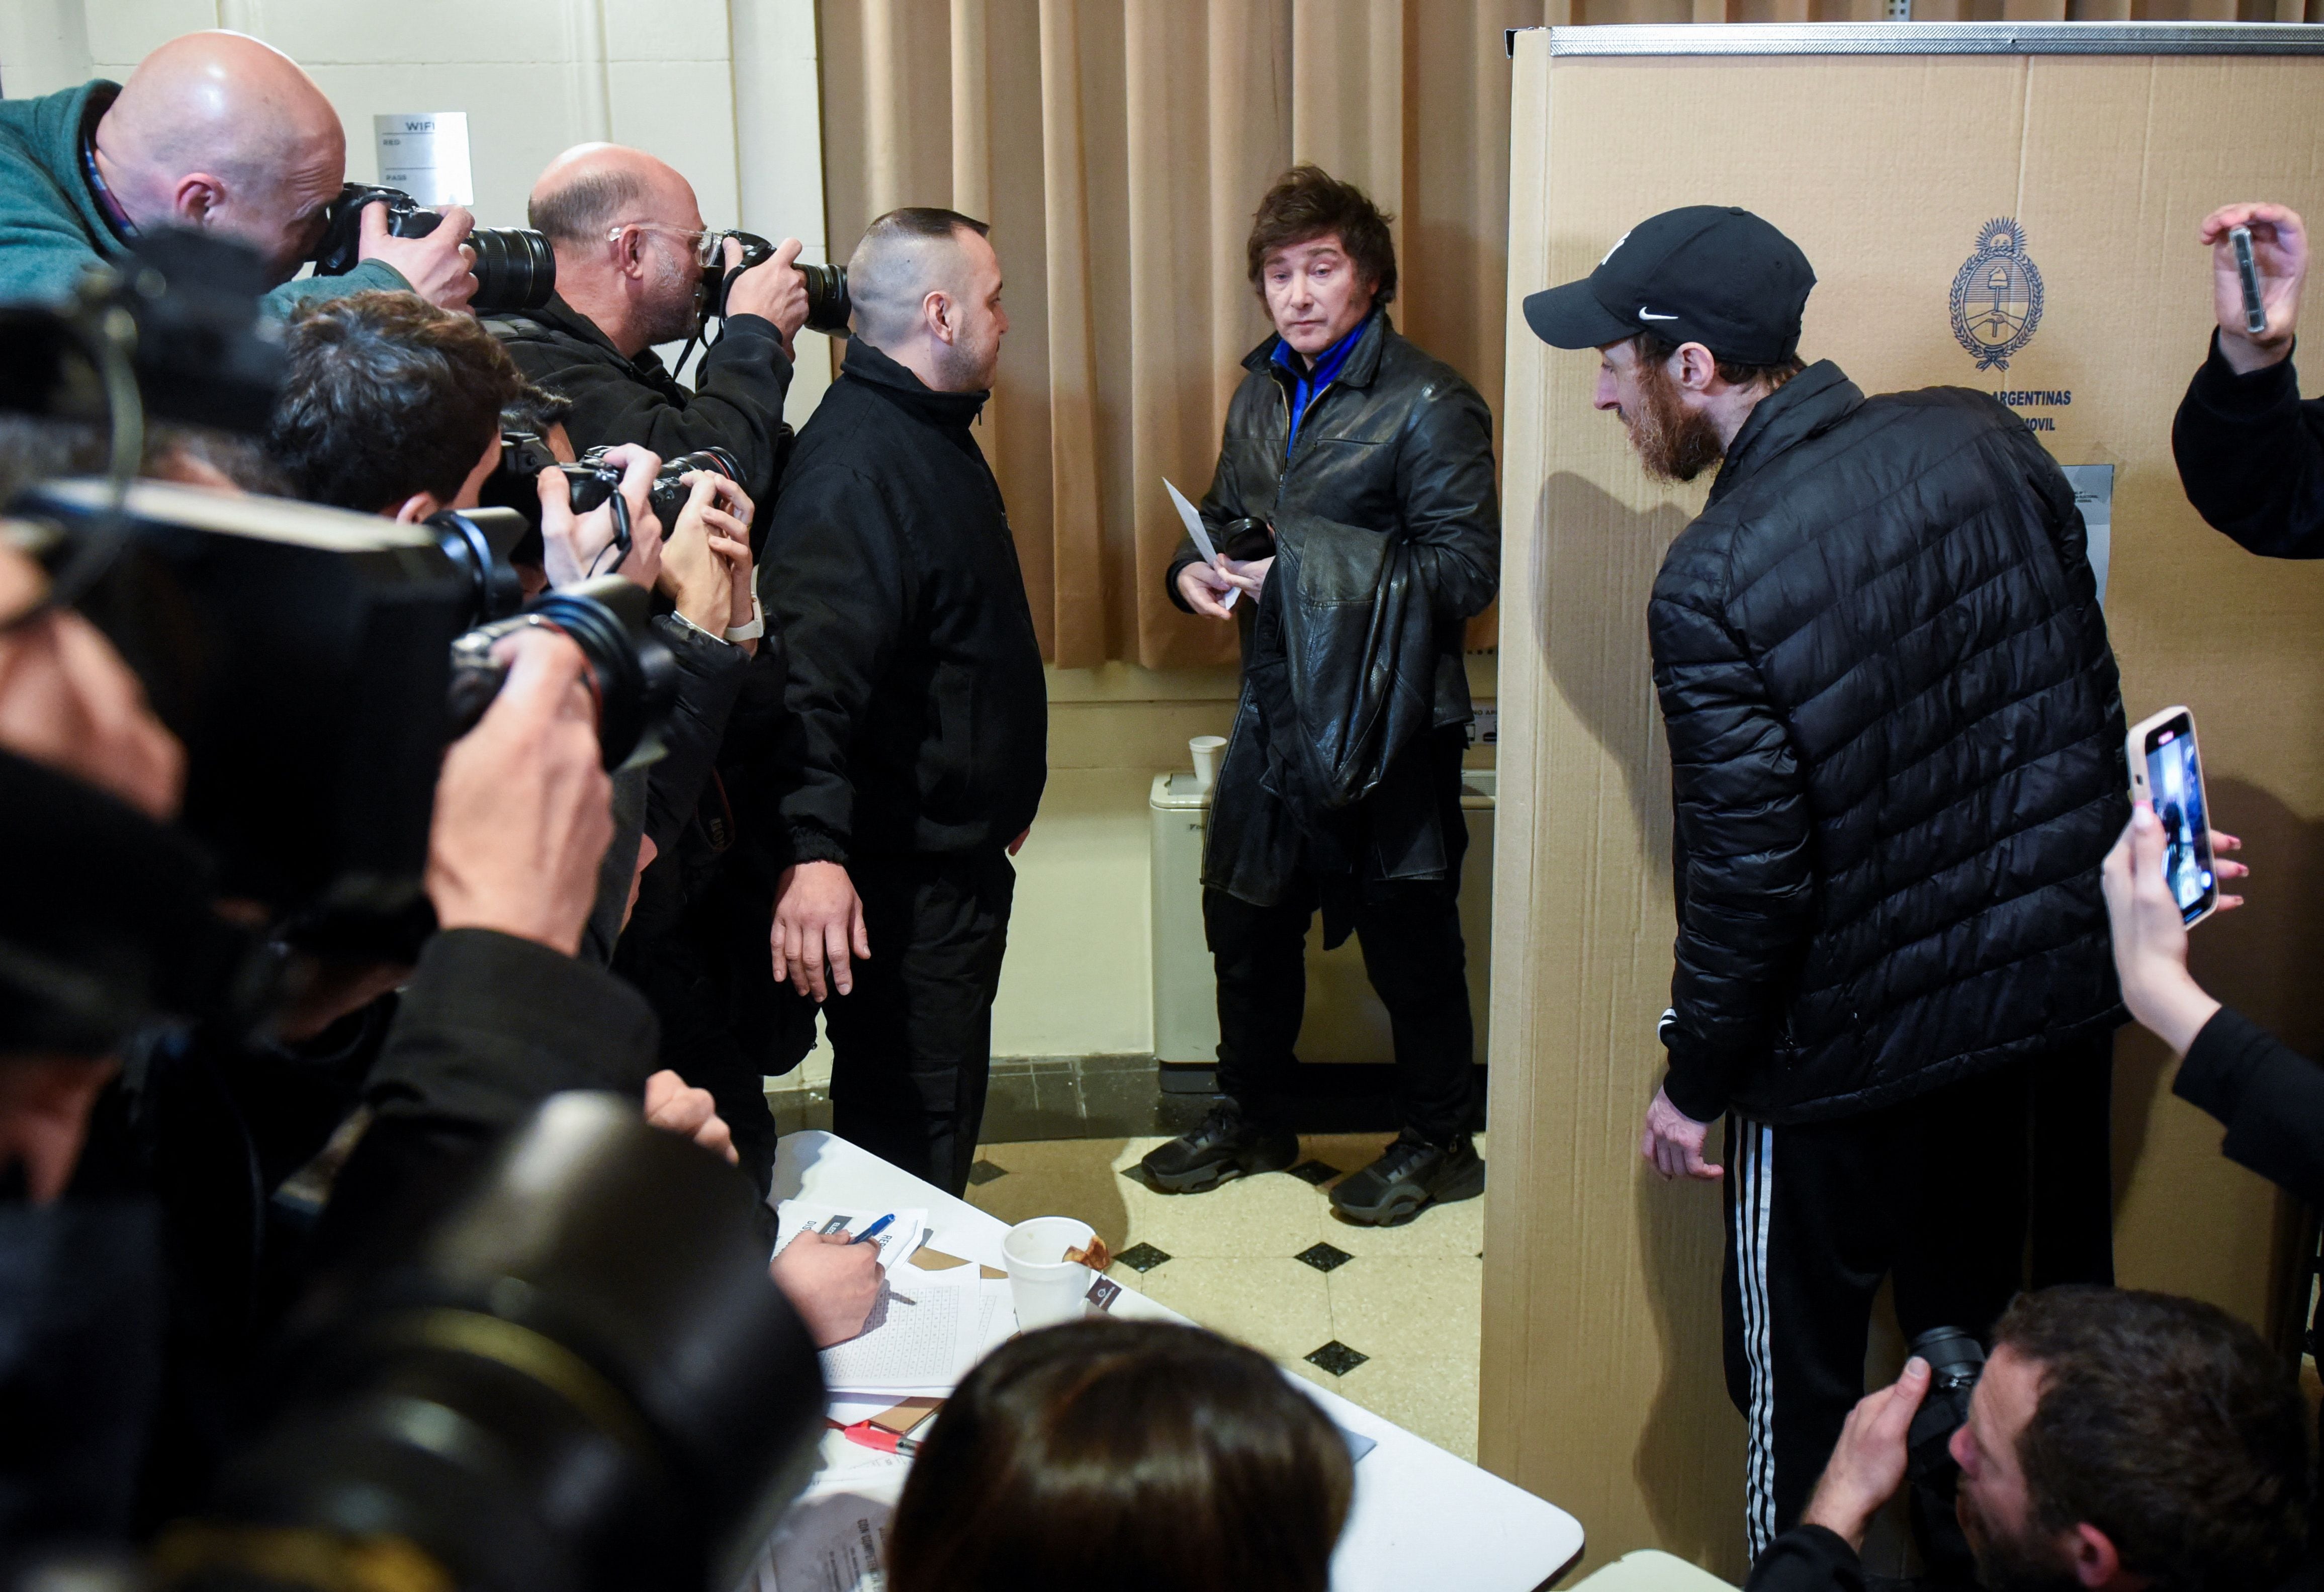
[2230,224,2268,336]
[2127,705,2219,926]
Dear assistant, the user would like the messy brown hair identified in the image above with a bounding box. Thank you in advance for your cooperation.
[1994,1286,2310,1592]
[1245,164,1396,308]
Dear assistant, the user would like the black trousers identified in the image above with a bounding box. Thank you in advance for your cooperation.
[1721,1037,2115,1560]
[822,850,1015,1197]
[1206,841,1475,1144]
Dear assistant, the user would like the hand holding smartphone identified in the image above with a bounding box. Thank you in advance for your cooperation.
[2230,225,2269,336]
[2126,705,2219,926]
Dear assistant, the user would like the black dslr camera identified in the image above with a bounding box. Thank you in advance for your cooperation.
[708,230,850,336]
[579,443,744,529]
[311,183,557,314]
[1904,1324,1987,1491]
[2,230,667,962]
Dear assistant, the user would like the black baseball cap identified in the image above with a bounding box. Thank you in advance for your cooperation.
[1523,206,1815,366]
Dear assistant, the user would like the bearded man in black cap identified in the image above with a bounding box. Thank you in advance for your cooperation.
[1527,207,2128,1560]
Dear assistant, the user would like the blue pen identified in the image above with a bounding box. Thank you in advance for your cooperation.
[852,1213,896,1246]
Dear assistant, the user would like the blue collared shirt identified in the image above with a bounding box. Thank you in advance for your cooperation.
[1272,311,1372,459]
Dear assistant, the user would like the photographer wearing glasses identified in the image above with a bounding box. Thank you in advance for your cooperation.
[490,144,809,509]
[1747,1287,2307,1592]
[0,31,476,316]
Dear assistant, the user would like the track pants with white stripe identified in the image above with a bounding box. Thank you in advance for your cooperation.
[1720,1037,2115,1560]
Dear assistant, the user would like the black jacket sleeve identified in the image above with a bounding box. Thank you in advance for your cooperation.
[2171,333,2324,558]
[760,461,908,865]
[534,316,795,503]
[1650,570,1817,1122]
[1391,375,1500,628]
[1744,1526,1868,1592]
[309,929,661,1268]
[642,613,750,861]
[2177,1005,2324,1208]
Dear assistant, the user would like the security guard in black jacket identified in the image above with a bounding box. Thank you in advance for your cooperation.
[491,144,809,509]
[759,208,1044,1199]
[1139,167,1499,1225]
[1529,207,2128,1558]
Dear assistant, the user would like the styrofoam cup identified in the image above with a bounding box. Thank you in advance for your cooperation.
[1002,1216,1096,1332]
[1190,735,1227,789]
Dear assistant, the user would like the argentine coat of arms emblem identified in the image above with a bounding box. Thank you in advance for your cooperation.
[1950,218,2044,372]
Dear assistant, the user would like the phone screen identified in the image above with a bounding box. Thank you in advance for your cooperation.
[2143,717,2217,924]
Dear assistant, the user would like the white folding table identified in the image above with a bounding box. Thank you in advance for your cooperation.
[770,1130,1585,1592]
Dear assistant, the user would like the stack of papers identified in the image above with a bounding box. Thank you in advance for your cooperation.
[773,1201,1013,1399]
[817,1268,1013,1399]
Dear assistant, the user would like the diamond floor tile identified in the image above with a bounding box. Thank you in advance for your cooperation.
[1304,1340,1369,1376]
[1294,1241,1354,1273]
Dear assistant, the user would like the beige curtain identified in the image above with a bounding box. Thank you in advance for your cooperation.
[818,1,1539,669]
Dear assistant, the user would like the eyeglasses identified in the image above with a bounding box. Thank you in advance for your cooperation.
[608,222,726,269]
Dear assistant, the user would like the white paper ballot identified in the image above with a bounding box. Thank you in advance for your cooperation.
[1165,478,1237,611]
[774,1205,927,1275]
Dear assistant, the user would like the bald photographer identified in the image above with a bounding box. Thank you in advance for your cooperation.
[0,31,476,315]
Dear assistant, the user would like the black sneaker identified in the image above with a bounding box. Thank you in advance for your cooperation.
[1139,1100,1299,1193]
[1329,1132,1484,1225]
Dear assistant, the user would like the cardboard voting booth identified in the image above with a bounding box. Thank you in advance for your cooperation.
[1481,22,2324,1578]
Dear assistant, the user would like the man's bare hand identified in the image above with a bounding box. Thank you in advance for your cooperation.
[724,236,810,353]
[1218,554,1272,597]
[644,1067,737,1164]
[1641,1084,1722,1182]
[1801,1357,1932,1551]
[1177,560,1240,620]
[360,199,478,313]
[772,860,869,1000]
[658,472,754,633]
[770,1231,883,1347]
[0,547,183,820]
[425,630,611,956]
[539,444,664,590]
[2201,202,2307,374]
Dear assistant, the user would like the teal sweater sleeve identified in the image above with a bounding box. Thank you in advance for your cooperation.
[0,80,407,316]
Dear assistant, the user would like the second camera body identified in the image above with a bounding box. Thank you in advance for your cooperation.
[311,184,557,314]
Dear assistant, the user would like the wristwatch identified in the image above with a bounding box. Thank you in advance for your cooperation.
[725,584,765,644]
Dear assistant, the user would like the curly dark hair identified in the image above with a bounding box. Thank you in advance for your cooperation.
[1994,1286,2310,1592]
[265,291,523,513]
[887,1318,1354,1592]
[1245,164,1397,307]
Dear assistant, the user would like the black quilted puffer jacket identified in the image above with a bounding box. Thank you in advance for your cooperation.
[1650,361,2126,1126]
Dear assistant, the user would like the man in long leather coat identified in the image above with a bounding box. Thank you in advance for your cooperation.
[1139,167,1499,1226]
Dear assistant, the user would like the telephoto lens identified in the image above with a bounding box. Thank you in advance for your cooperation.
[702,232,850,336]
[796,262,851,336]
[424,505,529,627]
[155,1093,828,1592]
[310,185,557,314]
[579,445,743,532]
[446,575,677,769]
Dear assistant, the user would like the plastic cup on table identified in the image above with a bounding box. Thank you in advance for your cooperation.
[1002,1216,1096,1332]
[1189,735,1226,789]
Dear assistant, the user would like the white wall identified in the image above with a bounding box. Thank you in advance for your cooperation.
[0,0,833,423]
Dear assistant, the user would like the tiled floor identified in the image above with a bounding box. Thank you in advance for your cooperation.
[964,1133,1487,1460]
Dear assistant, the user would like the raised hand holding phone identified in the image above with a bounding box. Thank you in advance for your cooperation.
[2200,203,2306,373]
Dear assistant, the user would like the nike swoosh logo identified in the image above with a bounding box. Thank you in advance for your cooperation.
[1638,309,1679,320]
